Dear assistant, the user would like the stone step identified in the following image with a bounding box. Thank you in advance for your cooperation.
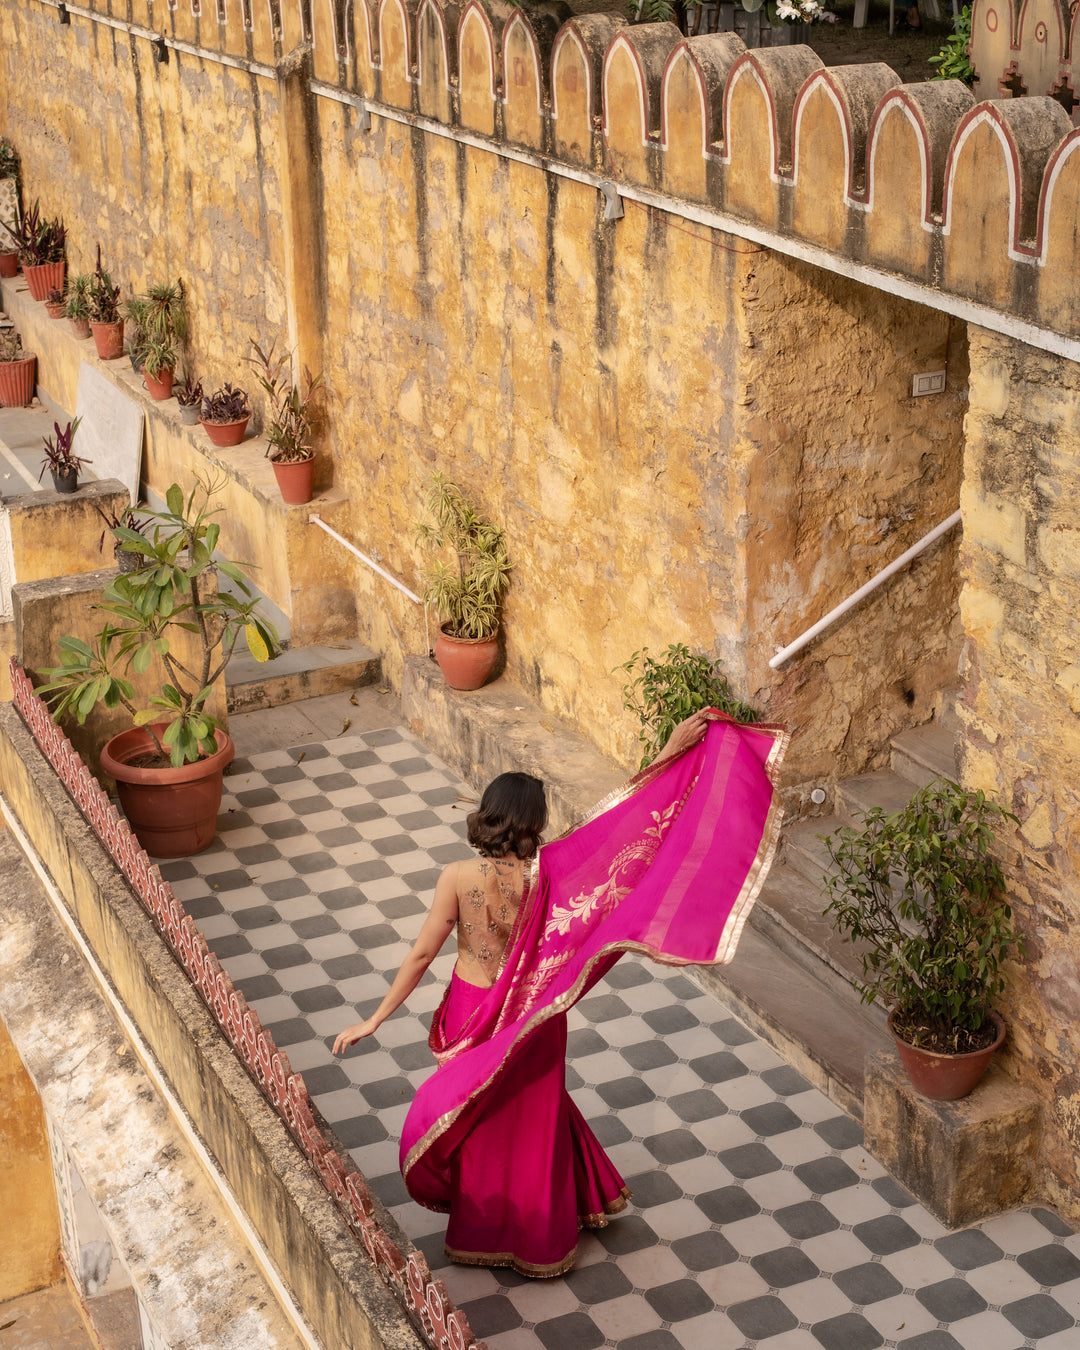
[226,641,381,714]
[891,721,958,789]
[782,816,836,887]
[835,770,915,826]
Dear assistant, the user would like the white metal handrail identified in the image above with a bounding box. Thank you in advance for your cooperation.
[308,514,422,604]
[768,509,962,670]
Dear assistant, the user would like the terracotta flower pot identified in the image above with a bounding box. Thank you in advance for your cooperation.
[70,317,91,340]
[888,1009,1006,1101]
[434,624,500,691]
[144,365,175,401]
[0,353,36,407]
[45,301,65,319]
[100,724,235,858]
[200,416,249,448]
[0,251,18,278]
[271,456,315,505]
[90,318,125,360]
[24,259,65,302]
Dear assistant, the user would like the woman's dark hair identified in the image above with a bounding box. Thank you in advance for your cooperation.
[467,772,548,859]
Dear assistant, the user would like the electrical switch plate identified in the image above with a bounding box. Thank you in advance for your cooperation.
[912,370,947,397]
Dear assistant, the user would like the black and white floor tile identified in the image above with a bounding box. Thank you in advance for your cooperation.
[158,726,1080,1350]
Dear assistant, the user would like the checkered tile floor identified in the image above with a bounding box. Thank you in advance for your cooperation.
[159,726,1080,1350]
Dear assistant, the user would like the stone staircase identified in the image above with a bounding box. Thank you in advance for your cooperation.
[694,713,960,1119]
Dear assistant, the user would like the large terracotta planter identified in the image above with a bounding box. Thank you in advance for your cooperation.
[100,724,235,858]
[90,318,125,360]
[434,624,500,691]
[23,259,65,302]
[0,250,17,278]
[888,1010,1006,1101]
[0,353,36,407]
[272,456,315,505]
[200,416,249,448]
[144,364,175,401]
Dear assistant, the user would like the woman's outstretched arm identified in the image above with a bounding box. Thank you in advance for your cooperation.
[652,707,711,764]
[332,861,460,1053]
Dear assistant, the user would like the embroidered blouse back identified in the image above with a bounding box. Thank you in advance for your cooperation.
[455,857,524,988]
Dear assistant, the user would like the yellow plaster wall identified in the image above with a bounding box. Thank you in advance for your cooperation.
[959,328,1080,1213]
[0,1015,63,1302]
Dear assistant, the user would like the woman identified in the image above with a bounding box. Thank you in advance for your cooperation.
[334,707,786,1276]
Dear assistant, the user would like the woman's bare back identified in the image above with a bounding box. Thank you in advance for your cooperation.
[454,856,525,988]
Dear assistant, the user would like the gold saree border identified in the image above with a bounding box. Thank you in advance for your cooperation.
[403,716,790,1182]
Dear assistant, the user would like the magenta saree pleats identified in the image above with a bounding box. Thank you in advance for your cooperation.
[401,713,788,1276]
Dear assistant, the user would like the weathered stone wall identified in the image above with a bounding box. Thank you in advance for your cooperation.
[959,328,1080,1211]
[970,0,1080,113]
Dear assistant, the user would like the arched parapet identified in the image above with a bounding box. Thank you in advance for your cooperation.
[1065,7,1080,124]
[377,0,417,108]
[721,45,822,226]
[551,14,627,168]
[349,0,377,91]
[865,80,976,275]
[417,0,457,121]
[245,0,280,64]
[659,33,745,202]
[458,0,512,136]
[164,0,201,48]
[790,64,900,251]
[282,0,312,51]
[1036,127,1080,331]
[1015,0,1068,96]
[502,7,559,151]
[313,0,345,81]
[943,97,1072,305]
[602,24,682,187]
[970,0,1018,98]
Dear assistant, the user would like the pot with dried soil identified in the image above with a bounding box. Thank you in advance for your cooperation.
[0,328,35,407]
[822,779,1024,1100]
[36,475,281,856]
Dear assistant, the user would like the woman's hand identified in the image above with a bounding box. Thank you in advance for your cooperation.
[333,1018,379,1054]
[655,708,711,763]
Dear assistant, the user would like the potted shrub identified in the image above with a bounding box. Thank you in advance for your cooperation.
[415,473,511,690]
[142,338,178,401]
[45,285,66,319]
[65,271,93,339]
[199,383,250,447]
[88,245,124,360]
[248,336,323,504]
[10,199,65,301]
[0,328,35,407]
[616,643,759,769]
[822,778,1024,1100]
[0,138,20,279]
[95,503,149,573]
[125,279,185,389]
[35,475,281,856]
[175,371,203,425]
[38,417,89,494]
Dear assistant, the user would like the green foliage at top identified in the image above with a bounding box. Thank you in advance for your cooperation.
[36,475,280,767]
[929,5,975,86]
[616,643,759,769]
[125,279,187,373]
[416,473,511,641]
[822,779,1024,1052]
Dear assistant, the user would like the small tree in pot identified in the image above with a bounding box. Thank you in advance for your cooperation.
[416,473,511,690]
[88,246,124,360]
[248,336,323,504]
[36,475,281,855]
[822,778,1024,1099]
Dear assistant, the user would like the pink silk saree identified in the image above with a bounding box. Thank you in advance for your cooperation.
[400,712,789,1276]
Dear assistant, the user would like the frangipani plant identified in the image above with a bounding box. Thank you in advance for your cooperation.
[37,476,280,767]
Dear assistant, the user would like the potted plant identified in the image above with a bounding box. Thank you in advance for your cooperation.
[175,371,203,426]
[125,279,185,389]
[88,245,124,360]
[45,285,66,319]
[0,328,36,407]
[10,199,65,301]
[95,503,149,573]
[616,643,759,769]
[38,417,89,494]
[64,272,93,339]
[142,338,178,401]
[0,139,20,278]
[822,778,1024,1101]
[35,476,281,856]
[248,336,323,504]
[199,383,250,447]
[415,473,511,690]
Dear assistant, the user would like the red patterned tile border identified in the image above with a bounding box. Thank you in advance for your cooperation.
[10,659,484,1350]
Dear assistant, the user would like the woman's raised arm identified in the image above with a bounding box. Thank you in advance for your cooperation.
[332,861,460,1054]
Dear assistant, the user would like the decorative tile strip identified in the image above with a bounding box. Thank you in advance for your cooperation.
[10,659,484,1350]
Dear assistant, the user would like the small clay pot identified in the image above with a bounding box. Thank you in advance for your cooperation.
[200,416,250,448]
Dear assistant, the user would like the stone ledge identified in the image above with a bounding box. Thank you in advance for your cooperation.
[863,1046,1042,1227]
[0,702,424,1350]
[227,640,381,714]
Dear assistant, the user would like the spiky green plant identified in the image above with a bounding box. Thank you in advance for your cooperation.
[415,474,511,640]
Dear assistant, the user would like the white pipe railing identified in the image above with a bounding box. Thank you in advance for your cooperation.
[308,514,422,604]
[768,509,962,670]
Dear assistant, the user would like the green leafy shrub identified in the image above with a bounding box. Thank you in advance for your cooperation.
[928,5,974,86]
[616,643,759,769]
[416,474,511,640]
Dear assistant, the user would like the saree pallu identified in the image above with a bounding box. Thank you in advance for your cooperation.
[401,713,788,1276]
